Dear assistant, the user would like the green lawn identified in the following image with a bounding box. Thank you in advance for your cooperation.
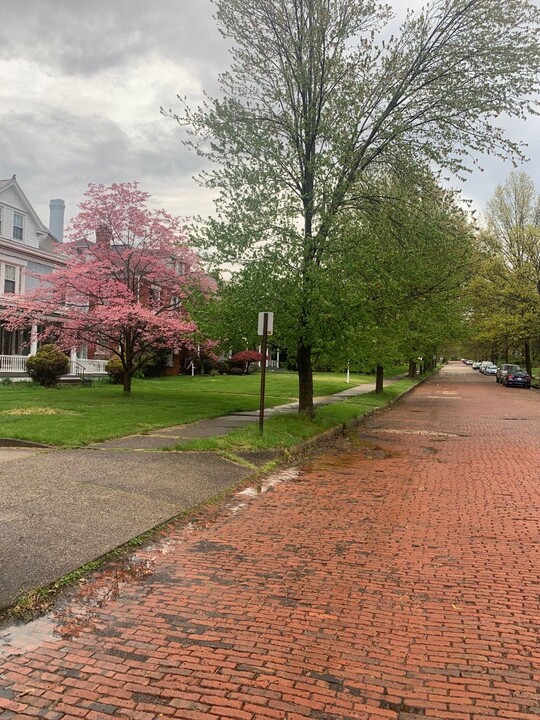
[172,378,417,455]
[0,371,377,447]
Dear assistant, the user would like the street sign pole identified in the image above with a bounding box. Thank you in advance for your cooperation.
[259,312,269,435]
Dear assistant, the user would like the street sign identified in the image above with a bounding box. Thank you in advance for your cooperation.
[258,312,273,336]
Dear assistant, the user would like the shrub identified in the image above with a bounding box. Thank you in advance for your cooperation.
[0,377,13,386]
[141,349,170,378]
[217,360,230,375]
[227,366,245,376]
[105,357,125,384]
[230,350,262,374]
[25,344,70,387]
[202,357,218,375]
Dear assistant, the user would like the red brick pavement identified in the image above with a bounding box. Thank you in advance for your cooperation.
[1,362,540,720]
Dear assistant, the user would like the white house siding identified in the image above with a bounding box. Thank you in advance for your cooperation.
[0,186,42,248]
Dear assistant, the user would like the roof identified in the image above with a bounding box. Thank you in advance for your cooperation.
[0,175,50,235]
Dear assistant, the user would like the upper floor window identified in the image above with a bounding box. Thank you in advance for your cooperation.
[1,263,23,294]
[13,212,24,240]
[4,265,16,293]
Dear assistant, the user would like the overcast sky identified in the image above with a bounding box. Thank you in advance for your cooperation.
[1,0,539,233]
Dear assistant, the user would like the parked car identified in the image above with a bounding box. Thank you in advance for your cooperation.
[496,363,520,383]
[503,370,531,388]
[483,364,497,376]
[465,359,473,365]
[472,361,481,369]
[479,361,493,373]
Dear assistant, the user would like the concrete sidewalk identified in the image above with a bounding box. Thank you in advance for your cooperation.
[0,375,403,610]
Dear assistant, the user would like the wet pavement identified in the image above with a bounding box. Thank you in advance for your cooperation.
[0,376,401,610]
[1,363,540,719]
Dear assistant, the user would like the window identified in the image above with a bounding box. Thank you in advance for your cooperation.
[13,212,23,240]
[4,265,16,293]
[1,263,23,294]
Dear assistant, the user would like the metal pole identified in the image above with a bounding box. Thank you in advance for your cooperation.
[346,362,350,384]
[259,313,269,434]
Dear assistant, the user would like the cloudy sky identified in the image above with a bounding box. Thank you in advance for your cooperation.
[1,0,539,232]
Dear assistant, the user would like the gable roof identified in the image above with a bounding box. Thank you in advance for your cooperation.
[0,176,49,235]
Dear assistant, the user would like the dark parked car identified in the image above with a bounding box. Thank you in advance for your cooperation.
[496,363,520,383]
[503,370,531,388]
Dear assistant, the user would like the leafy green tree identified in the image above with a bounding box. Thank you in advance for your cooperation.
[170,0,540,413]
[473,172,540,374]
[328,170,473,387]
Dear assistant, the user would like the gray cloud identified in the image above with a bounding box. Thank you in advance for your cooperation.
[0,106,212,225]
[1,0,539,232]
[0,0,228,86]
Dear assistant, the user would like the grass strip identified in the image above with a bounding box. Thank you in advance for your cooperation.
[171,378,417,453]
[0,371,380,447]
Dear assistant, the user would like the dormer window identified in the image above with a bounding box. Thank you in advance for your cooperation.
[13,212,24,240]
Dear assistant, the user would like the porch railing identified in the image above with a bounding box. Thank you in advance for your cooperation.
[0,355,108,375]
[0,354,27,372]
[72,359,108,374]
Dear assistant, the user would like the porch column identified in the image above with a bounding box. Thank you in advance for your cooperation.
[70,347,77,373]
[29,325,38,356]
[276,349,280,369]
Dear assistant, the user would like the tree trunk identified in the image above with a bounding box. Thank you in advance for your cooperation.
[123,355,133,394]
[297,341,314,417]
[375,364,384,394]
[524,338,532,377]
[123,372,132,393]
[408,360,416,378]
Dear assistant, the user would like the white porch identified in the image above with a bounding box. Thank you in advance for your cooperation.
[0,354,108,377]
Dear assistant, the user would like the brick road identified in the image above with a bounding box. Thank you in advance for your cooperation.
[1,362,539,720]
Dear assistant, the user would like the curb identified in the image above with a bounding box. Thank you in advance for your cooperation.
[0,438,50,448]
[285,369,439,460]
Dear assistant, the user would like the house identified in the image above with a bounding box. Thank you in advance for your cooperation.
[0,176,108,377]
[0,178,214,379]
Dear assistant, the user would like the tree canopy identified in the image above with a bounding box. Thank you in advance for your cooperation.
[169,0,540,413]
[3,182,213,392]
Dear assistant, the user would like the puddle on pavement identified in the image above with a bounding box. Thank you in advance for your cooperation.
[0,616,59,659]
[0,469,303,646]
[227,468,301,514]
[301,439,395,475]
[371,429,460,439]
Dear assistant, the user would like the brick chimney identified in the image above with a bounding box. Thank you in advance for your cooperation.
[95,224,112,246]
[49,199,65,242]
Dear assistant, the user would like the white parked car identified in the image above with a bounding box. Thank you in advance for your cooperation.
[472,361,481,369]
[484,364,497,376]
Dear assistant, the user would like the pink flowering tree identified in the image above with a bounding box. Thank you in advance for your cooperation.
[2,182,215,393]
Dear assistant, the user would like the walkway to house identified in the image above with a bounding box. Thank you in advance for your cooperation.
[1,363,539,719]
[0,375,405,610]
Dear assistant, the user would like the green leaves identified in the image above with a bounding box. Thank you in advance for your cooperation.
[171,0,540,409]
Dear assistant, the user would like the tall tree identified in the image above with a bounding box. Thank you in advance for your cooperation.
[328,169,473,383]
[481,172,540,374]
[169,0,540,414]
[3,183,211,393]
